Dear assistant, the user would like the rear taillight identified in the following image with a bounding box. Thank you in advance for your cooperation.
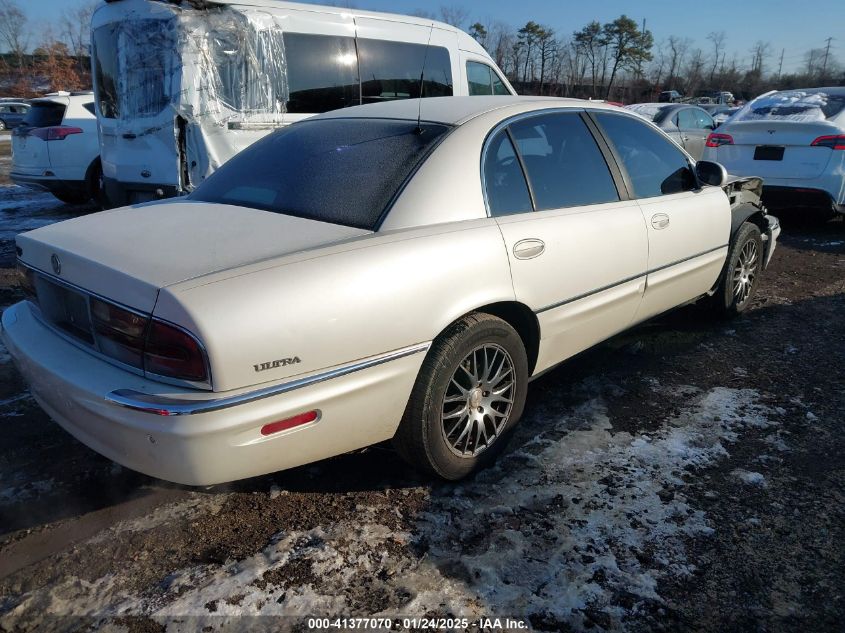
[91,298,147,369]
[810,135,845,150]
[29,126,83,141]
[15,261,36,299]
[144,320,208,384]
[706,133,734,148]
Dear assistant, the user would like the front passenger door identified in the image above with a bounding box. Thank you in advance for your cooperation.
[592,111,731,324]
[487,112,648,375]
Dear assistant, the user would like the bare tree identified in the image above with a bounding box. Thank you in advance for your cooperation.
[60,1,97,77]
[666,36,690,91]
[683,48,705,96]
[0,0,29,69]
[438,5,469,29]
[707,31,726,83]
[486,21,515,75]
[750,40,771,74]
[60,2,96,56]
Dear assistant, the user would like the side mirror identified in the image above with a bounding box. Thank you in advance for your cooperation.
[695,160,728,187]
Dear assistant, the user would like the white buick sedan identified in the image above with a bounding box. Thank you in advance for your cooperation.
[2,97,780,485]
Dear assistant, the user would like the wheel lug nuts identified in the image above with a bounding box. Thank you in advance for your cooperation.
[477,407,483,413]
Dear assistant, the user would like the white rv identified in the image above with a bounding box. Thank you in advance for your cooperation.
[91,0,515,206]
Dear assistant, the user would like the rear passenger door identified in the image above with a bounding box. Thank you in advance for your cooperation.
[487,111,648,374]
[591,111,730,323]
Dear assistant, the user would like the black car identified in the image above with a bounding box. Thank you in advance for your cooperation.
[0,102,29,130]
[624,102,716,160]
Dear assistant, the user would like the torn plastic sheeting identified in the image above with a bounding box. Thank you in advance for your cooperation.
[178,8,290,129]
[101,6,289,129]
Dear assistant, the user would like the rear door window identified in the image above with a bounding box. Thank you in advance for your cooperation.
[595,112,696,199]
[694,109,715,129]
[282,33,360,114]
[358,39,452,104]
[677,108,697,129]
[508,113,619,210]
[483,131,533,216]
[22,102,66,128]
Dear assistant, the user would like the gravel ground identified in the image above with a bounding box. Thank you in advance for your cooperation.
[0,184,843,633]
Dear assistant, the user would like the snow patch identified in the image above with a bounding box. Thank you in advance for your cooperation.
[1,383,776,631]
[732,470,767,488]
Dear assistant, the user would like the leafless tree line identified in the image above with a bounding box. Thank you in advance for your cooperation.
[0,0,95,95]
[435,4,843,102]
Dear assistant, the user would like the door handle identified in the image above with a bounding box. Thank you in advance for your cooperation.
[651,213,670,230]
[513,238,545,260]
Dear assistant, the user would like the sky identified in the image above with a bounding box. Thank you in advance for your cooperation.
[21,0,845,74]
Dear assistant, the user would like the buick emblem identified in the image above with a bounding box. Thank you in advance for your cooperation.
[51,254,61,275]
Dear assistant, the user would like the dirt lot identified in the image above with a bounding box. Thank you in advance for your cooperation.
[0,169,843,632]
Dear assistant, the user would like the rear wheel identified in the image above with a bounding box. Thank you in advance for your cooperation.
[85,158,105,208]
[52,190,89,205]
[0,120,6,131]
[393,313,528,480]
[711,222,763,317]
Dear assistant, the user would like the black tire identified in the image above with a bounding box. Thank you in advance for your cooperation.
[711,222,763,317]
[393,313,529,480]
[85,158,105,208]
[52,190,89,205]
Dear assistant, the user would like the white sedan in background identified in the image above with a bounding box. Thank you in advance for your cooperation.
[703,87,845,219]
[1,97,779,485]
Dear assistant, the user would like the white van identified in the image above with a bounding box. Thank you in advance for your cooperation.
[91,0,515,207]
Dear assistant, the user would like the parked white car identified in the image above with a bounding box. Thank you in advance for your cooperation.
[2,97,780,485]
[703,87,845,218]
[91,0,515,207]
[10,92,102,205]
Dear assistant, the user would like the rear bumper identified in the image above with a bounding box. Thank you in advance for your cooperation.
[9,171,85,196]
[1,301,425,485]
[103,176,180,208]
[762,186,844,215]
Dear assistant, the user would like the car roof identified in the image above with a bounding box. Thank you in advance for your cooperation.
[766,86,845,96]
[312,96,618,126]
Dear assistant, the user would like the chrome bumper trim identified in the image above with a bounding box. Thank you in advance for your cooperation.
[105,342,431,416]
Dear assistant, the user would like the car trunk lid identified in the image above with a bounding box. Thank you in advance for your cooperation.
[15,201,372,313]
[718,120,838,179]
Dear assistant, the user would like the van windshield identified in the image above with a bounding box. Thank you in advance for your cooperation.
[189,118,450,230]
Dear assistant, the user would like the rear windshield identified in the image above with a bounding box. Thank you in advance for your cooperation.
[735,90,845,122]
[22,102,66,128]
[190,118,450,230]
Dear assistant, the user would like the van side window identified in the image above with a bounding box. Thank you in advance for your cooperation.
[595,112,696,198]
[483,130,533,217]
[509,113,620,210]
[283,33,360,114]
[358,39,452,104]
[467,61,509,96]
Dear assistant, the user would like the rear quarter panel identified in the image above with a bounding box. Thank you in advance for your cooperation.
[156,220,514,392]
